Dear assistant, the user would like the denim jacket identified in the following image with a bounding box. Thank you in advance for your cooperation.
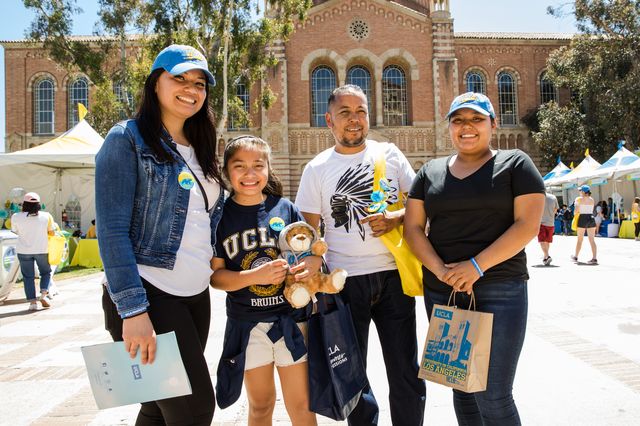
[95,120,224,318]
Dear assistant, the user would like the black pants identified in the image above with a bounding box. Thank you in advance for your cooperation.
[635,222,640,237]
[340,270,426,425]
[102,280,215,426]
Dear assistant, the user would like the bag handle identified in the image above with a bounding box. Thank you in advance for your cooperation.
[447,290,476,311]
[312,293,345,316]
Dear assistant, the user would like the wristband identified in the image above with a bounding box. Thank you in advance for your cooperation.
[470,257,484,277]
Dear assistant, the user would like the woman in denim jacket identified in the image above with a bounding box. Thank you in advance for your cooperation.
[96,45,224,425]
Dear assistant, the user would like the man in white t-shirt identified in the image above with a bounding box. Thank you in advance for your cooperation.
[295,85,426,425]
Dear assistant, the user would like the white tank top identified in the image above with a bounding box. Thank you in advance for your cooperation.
[578,198,595,215]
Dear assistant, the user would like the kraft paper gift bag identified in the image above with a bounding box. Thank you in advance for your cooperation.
[419,292,493,392]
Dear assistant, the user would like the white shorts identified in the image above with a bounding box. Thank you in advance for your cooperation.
[244,321,308,371]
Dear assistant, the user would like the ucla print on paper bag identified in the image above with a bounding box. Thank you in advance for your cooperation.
[419,304,493,392]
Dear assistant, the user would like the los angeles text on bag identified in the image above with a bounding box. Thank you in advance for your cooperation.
[419,291,493,392]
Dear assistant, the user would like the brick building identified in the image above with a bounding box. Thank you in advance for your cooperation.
[2,0,571,197]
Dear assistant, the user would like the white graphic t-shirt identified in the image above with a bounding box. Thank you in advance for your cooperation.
[295,140,415,276]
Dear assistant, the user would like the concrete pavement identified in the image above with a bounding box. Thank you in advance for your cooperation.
[1,235,639,425]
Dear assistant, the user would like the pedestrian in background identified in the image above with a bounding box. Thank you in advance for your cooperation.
[632,197,640,241]
[96,44,223,425]
[539,191,559,265]
[11,192,54,311]
[572,185,598,264]
[404,92,544,425]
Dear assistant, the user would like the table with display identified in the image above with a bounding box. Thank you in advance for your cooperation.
[618,220,636,239]
[70,239,103,268]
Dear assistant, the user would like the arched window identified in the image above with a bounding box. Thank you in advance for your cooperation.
[382,65,408,126]
[228,83,250,130]
[113,81,134,120]
[33,77,55,135]
[540,72,558,104]
[68,76,89,128]
[311,66,336,127]
[498,72,517,126]
[346,66,373,120]
[466,71,486,94]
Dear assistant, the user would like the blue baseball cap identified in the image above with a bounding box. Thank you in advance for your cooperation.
[580,185,591,193]
[151,44,216,85]
[446,92,496,119]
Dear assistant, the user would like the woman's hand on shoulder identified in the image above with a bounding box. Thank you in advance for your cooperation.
[122,312,156,364]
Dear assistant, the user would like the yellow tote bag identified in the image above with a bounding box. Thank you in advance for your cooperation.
[373,147,423,297]
[571,213,579,232]
[47,216,66,265]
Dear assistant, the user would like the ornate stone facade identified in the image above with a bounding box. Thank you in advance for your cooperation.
[2,0,571,196]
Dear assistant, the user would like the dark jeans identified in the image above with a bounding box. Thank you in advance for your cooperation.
[102,280,215,426]
[341,269,426,426]
[17,253,51,301]
[424,280,528,426]
[635,222,640,237]
[561,219,571,235]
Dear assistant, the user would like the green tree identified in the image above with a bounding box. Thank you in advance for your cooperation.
[23,0,311,136]
[535,0,640,166]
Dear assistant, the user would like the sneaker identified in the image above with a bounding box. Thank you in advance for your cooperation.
[40,293,51,308]
[543,256,552,266]
[28,301,38,311]
[587,258,598,265]
[570,255,578,262]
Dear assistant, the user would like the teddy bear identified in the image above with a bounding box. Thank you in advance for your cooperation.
[278,221,348,308]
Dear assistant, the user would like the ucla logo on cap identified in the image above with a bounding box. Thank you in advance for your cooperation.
[459,94,479,104]
[185,48,205,62]
[178,170,195,190]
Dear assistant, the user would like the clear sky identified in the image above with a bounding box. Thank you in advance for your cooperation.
[0,0,578,152]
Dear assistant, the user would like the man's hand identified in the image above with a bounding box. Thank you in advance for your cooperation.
[122,312,157,364]
[360,210,401,237]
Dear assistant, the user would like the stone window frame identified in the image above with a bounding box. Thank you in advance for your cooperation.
[67,74,90,129]
[310,65,337,127]
[346,64,375,124]
[29,72,58,136]
[537,69,559,105]
[463,67,488,95]
[301,48,418,127]
[228,82,251,130]
[495,67,521,127]
[382,65,409,126]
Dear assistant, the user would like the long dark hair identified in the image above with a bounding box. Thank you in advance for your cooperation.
[222,135,283,197]
[135,69,223,184]
[22,201,41,216]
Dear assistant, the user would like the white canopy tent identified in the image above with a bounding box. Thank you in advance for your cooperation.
[0,120,104,233]
[542,161,571,182]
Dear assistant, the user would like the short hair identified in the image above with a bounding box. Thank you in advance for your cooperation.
[327,84,367,109]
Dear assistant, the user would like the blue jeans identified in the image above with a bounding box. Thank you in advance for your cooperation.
[18,253,52,301]
[424,280,528,426]
[341,269,426,426]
